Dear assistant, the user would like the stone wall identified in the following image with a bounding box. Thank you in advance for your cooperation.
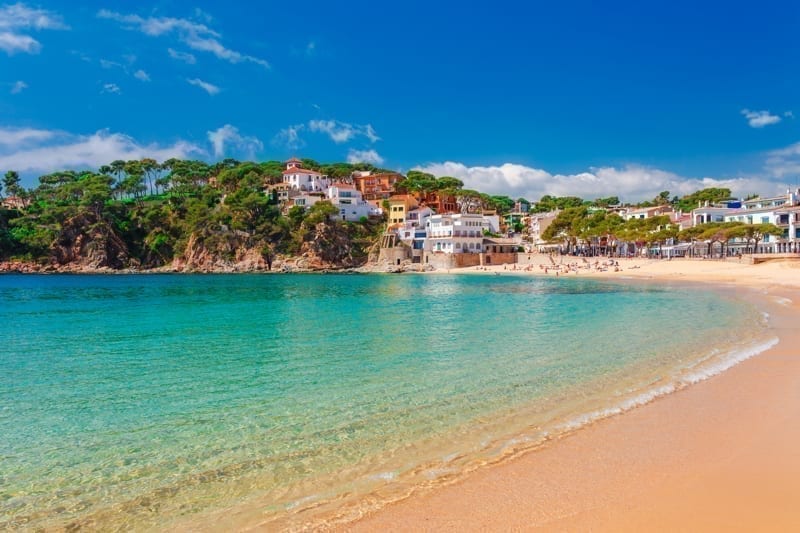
[481,252,517,266]
[422,251,520,269]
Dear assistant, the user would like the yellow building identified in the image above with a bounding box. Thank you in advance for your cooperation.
[387,195,419,226]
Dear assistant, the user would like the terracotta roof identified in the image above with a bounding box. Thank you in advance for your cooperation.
[283,167,323,176]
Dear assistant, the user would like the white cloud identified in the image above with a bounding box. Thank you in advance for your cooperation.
[0,128,202,173]
[0,3,69,30]
[765,141,800,179]
[183,33,269,68]
[168,47,196,64]
[308,120,380,144]
[0,126,55,147]
[347,149,384,165]
[99,58,122,69]
[272,124,305,150]
[187,78,219,95]
[306,41,316,55]
[0,31,37,53]
[414,161,788,203]
[10,80,27,94]
[98,9,269,68]
[207,124,263,159]
[101,83,121,95]
[741,109,781,128]
[133,69,150,82]
[0,3,68,55]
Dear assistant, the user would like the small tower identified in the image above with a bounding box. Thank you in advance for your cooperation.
[285,157,302,170]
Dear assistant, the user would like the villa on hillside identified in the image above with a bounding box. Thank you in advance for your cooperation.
[1,196,29,210]
[327,185,382,222]
[416,190,458,214]
[352,172,403,200]
[282,157,330,192]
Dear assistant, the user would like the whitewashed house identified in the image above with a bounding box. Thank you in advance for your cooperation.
[282,157,330,192]
[327,185,381,222]
[425,213,488,253]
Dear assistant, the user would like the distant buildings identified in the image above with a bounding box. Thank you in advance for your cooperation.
[691,189,800,253]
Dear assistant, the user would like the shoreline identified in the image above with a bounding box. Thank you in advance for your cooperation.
[345,264,800,531]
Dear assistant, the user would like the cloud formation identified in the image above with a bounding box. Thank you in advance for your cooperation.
[347,149,384,165]
[414,161,789,203]
[308,120,379,144]
[741,109,781,128]
[0,2,68,54]
[0,126,55,147]
[101,83,121,95]
[187,78,219,95]
[98,9,269,68]
[10,80,27,94]
[0,127,202,174]
[272,124,306,150]
[133,69,150,82]
[168,47,196,64]
[207,124,263,159]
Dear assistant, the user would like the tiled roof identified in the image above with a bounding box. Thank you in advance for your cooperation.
[283,168,323,176]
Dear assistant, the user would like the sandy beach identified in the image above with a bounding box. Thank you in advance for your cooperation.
[347,256,800,531]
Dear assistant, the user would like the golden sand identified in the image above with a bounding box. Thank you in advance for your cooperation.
[345,257,800,532]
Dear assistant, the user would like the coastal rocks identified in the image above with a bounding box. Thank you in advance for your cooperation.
[51,213,132,270]
[296,221,363,270]
[171,231,272,272]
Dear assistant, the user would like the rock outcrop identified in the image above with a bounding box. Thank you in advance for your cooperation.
[293,221,364,270]
[171,229,272,272]
[51,213,132,270]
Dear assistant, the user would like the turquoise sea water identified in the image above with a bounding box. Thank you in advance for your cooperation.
[0,274,771,530]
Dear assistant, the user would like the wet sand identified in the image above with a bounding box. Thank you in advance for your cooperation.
[347,259,800,531]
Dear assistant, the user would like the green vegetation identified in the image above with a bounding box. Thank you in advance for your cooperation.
[0,157,787,268]
[541,205,783,256]
[0,159,385,268]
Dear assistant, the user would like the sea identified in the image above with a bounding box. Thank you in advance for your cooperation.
[0,273,775,530]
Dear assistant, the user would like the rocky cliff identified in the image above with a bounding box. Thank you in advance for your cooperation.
[171,230,272,272]
[51,213,132,270]
[1,215,375,274]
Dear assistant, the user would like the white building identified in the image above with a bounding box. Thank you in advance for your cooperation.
[327,185,381,222]
[290,193,323,209]
[396,207,434,245]
[691,189,800,253]
[530,210,559,248]
[282,157,330,192]
[623,206,674,221]
[425,213,488,253]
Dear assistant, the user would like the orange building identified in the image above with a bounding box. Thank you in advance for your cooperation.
[352,172,403,201]
[418,191,458,214]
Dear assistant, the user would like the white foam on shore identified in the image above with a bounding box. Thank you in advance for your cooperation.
[554,336,779,434]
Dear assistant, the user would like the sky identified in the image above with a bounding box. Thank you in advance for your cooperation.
[1,0,800,202]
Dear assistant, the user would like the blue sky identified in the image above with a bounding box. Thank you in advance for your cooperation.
[2,0,799,201]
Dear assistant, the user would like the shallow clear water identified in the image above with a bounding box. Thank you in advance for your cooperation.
[0,273,768,530]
